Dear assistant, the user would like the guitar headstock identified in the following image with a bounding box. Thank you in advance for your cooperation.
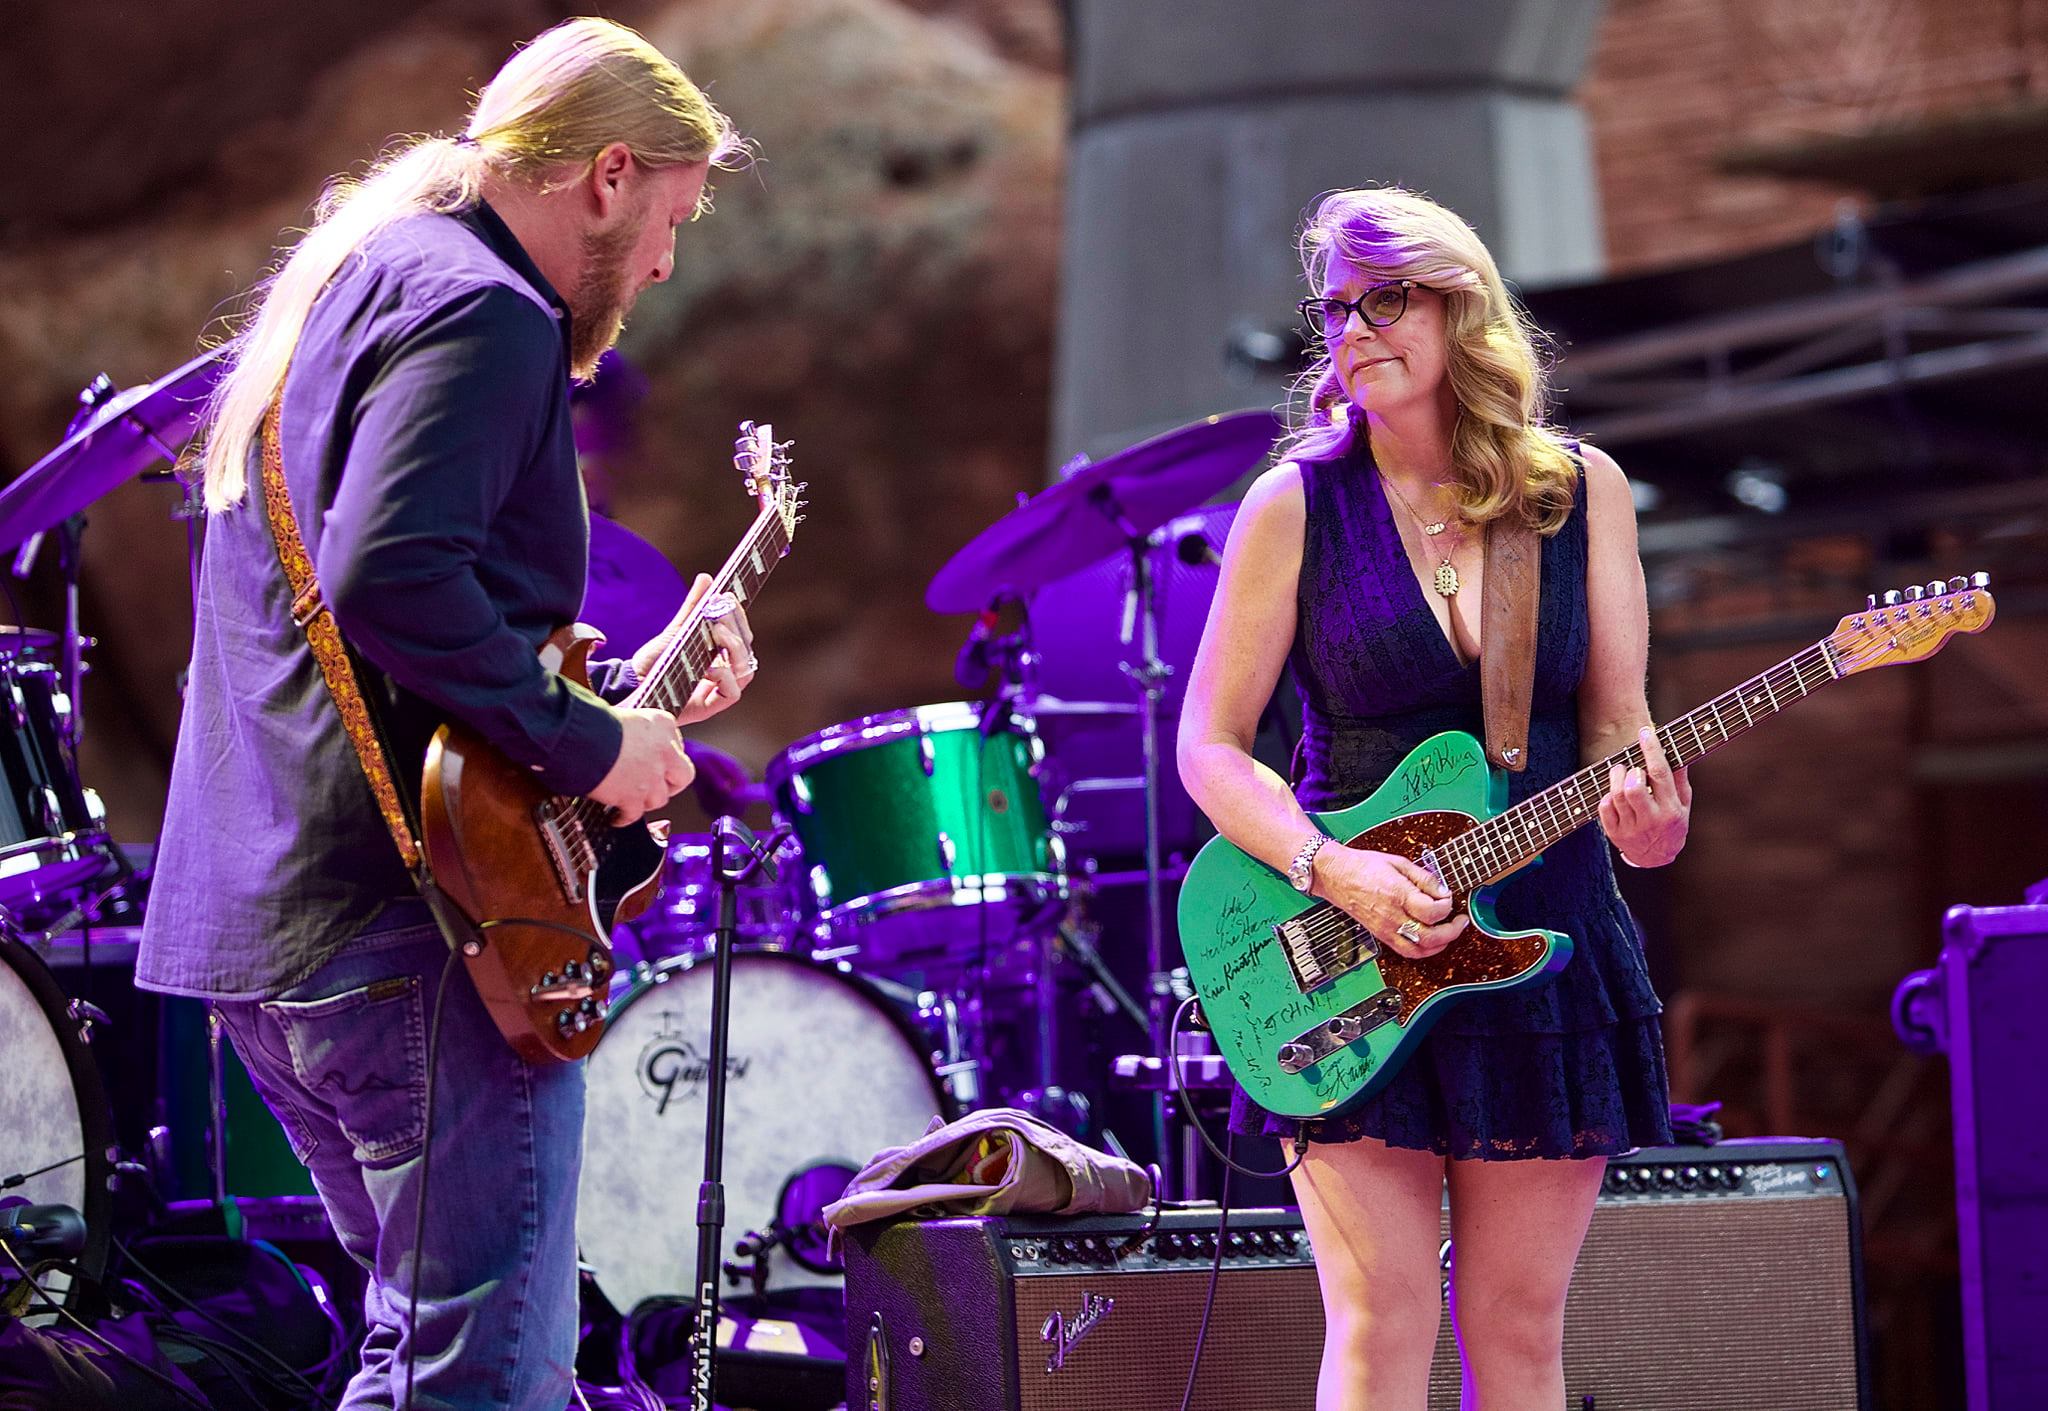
[1829,573,1996,676]
[734,420,804,546]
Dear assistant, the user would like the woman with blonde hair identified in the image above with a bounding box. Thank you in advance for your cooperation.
[139,18,755,1409]
[1178,188,1691,1409]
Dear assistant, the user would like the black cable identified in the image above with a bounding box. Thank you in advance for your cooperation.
[112,1232,337,1408]
[401,947,461,1411]
[152,1324,274,1410]
[0,1239,213,1411]
[1166,996,1307,1181]
[1,1151,85,1190]
[1177,1132,1233,1411]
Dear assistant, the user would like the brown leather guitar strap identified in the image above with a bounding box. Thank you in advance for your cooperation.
[1480,511,1540,773]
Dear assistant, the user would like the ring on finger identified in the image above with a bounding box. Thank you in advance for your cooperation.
[745,654,759,673]
[1396,918,1422,944]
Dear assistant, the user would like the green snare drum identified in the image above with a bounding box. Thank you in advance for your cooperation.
[768,702,1066,968]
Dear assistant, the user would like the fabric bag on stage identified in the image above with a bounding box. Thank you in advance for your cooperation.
[821,1107,1152,1232]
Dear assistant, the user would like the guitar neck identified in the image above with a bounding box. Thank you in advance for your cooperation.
[623,506,789,716]
[1436,638,1842,891]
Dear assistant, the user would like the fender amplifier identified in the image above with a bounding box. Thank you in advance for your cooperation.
[842,1206,1319,1411]
[842,1140,1867,1411]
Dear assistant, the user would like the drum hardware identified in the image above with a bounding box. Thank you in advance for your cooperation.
[724,1159,860,1296]
[0,934,115,1312]
[926,411,1280,1194]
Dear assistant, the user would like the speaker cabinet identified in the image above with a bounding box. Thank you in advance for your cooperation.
[843,1206,1319,1411]
[842,1140,1866,1411]
[1430,1139,1869,1410]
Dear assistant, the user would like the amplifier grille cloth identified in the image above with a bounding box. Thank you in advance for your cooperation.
[1428,1197,1859,1410]
[1010,1265,1323,1411]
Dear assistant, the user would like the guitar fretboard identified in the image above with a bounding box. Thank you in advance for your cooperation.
[552,447,795,852]
[1431,639,1840,892]
[625,505,790,718]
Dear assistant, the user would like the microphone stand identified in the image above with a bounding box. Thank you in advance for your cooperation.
[689,815,791,1411]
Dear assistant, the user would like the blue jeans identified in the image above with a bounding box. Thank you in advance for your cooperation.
[214,926,585,1411]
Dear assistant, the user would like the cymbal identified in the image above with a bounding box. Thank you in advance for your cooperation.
[582,512,688,656]
[0,348,226,551]
[925,409,1280,613]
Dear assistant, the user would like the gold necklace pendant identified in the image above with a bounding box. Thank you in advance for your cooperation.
[1434,558,1461,597]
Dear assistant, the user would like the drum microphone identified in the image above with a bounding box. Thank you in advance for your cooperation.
[958,589,1024,688]
[0,1203,86,1261]
[952,604,1002,690]
[1171,519,1222,569]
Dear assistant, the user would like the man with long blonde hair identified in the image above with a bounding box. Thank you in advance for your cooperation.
[137,19,755,1407]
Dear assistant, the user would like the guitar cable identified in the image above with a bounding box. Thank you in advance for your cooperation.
[1165,998,1307,1411]
[1166,996,1307,1182]
[0,1238,214,1411]
[401,946,462,1411]
[1177,1132,1233,1411]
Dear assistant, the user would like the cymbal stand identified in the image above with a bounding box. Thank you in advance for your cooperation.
[1089,483,1183,1189]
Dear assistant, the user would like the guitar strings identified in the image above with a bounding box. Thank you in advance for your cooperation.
[1286,643,1844,974]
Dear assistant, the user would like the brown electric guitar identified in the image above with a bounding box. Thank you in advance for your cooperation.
[420,423,801,1062]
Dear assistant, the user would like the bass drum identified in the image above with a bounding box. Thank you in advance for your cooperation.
[0,935,112,1306]
[579,950,953,1316]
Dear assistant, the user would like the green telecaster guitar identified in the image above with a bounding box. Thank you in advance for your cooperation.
[1177,577,1996,1120]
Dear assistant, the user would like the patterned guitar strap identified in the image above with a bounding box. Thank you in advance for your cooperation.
[1480,510,1540,773]
[258,393,482,953]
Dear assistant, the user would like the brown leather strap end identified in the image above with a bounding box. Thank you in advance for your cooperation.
[1481,516,1541,772]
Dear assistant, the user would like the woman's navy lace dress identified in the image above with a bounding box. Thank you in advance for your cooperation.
[1227,440,1673,1159]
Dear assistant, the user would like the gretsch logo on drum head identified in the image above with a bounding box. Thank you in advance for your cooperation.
[636,1011,752,1115]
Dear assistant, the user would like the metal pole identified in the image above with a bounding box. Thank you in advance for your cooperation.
[688,816,747,1411]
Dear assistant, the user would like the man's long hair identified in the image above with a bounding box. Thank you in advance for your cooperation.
[1278,187,1579,535]
[197,16,739,512]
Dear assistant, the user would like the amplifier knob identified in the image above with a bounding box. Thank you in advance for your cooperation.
[1630,1167,1654,1190]
[1679,1166,1701,1189]
[1228,1233,1246,1253]
[1727,1165,1746,1187]
[1705,1165,1723,1188]
[1604,1167,1630,1192]
[1656,1166,1678,1188]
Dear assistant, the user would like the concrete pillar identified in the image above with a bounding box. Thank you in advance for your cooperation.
[1053,0,1607,467]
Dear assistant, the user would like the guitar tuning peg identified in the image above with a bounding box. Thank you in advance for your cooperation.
[1864,593,1877,610]
[1904,585,1924,602]
[1970,570,1991,589]
[1946,576,1967,593]
[1925,580,1944,598]
[1881,589,1903,606]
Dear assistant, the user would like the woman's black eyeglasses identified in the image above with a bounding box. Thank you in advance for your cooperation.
[1297,280,1415,341]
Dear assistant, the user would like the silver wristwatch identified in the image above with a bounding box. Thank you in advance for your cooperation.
[1287,832,1330,893]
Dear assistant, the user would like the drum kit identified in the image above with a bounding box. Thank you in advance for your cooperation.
[0,351,1280,1348]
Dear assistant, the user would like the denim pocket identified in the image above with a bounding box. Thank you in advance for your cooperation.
[262,975,427,1166]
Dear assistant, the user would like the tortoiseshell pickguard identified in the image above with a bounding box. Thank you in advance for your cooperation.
[1344,812,1551,1024]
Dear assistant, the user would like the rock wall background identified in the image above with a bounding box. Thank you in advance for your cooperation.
[0,0,1065,845]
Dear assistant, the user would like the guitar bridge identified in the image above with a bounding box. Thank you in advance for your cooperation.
[535,800,594,904]
[1275,908,1378,993]
[1274,990,1402,1074]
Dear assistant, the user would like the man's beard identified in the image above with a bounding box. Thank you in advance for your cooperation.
[568,210,641,380]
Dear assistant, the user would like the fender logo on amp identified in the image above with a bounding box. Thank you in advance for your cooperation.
[1040,1292,1114,1373]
